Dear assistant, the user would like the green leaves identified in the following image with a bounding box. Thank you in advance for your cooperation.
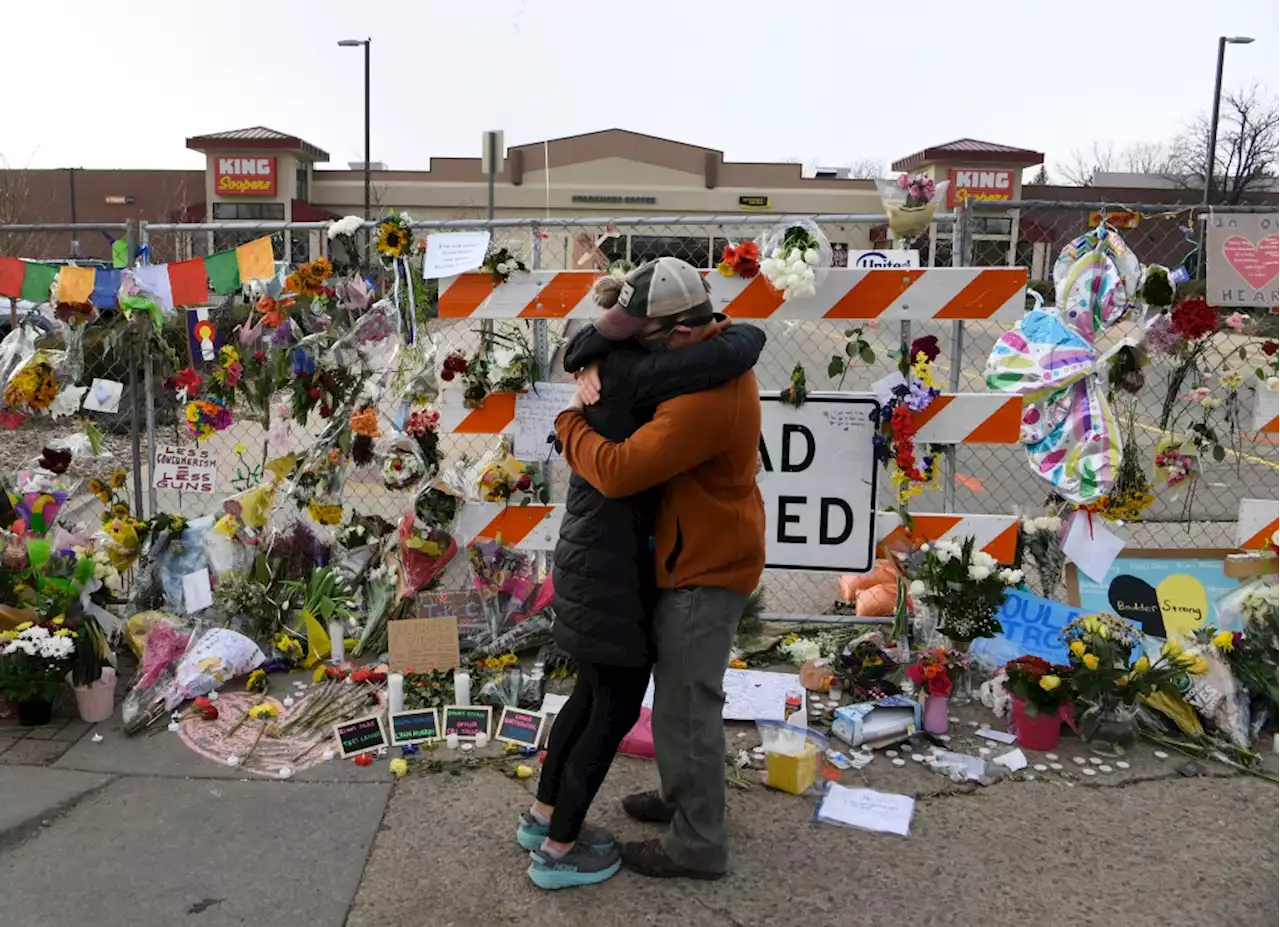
[828,328,875,384]
[828,356,845,379]
[1212,444,1227,462]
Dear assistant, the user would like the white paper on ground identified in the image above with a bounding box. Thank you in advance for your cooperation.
[975,727,1017,744]
[421,231,492,279]
[815,784,914,837]
[641,668,805,722]
[540,692,570,715]
[993,748,1028,772]
[182,568,214,614]
[1062,510,1126,583]
[83,378,124,414]
[512,383,578,459]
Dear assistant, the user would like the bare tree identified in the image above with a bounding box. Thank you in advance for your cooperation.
[844,157,885,179]
[1028,165,1050,185]
[1167,83,1280,204]
[0,157,46,258]
[1058,140,1175,185]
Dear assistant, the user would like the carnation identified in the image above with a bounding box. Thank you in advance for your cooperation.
[327,215,364,239]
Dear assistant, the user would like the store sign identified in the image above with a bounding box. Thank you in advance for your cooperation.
[738,195,771,210]
[103,195,136,205]
[153,444,217,494]
[1088,210,1140,229]
[215,157,277,196]
[1206,213,1279,307]
[947,168,1014,207]
[570,195,656,205]
[849,249,920,269]
[757,395,878,573]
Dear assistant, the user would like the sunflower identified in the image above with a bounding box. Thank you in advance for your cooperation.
[109,470,127,490]
[87,478,105,495]
[111,502,131,518]
[376,219,412,260]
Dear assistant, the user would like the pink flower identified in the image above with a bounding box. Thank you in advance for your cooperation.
[1225,312,1246,330]
[1188,387,1211,402]
[896,174,910,190]
[865,318,881,330]
[225,362,243,387]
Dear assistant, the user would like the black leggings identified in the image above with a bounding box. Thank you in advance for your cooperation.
[536,662,650,843]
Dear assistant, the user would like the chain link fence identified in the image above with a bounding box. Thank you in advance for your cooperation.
[2,207,1275,614]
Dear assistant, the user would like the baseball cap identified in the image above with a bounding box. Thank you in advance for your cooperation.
[593,257,714,340]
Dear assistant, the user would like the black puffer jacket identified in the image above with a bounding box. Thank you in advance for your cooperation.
[552,322,767,666]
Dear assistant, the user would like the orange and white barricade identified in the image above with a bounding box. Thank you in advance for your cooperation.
[1254,388,1278,435]
[1236,498,1279,550]
[455,503,563,552]
[438,267,1028,322]
[875,512,1019,564]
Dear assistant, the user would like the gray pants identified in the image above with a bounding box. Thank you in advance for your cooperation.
[651,585,748,873]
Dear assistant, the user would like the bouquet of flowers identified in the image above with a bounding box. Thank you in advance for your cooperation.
[834,632,899,699]
[0,619,76,705]
[353,561,400,658]
[381,443,425,490]
[1152,296,1221,432]
[1019,511,1065,598]
[375,213,415,264]
[875,335,944,510]
[326,215,365,268]
[716,241,761,279]
[405,409,442,479]
[441,326,537,408]
[1203,580,1278,727]
[482,244,529,285]
[907,536,1021,645]
[52,300,97,383]
[399,513,456,594]
[905,647,965,699]
[758,220,830,301]
[3,352,59,413]
[1003,654,1072,716]
[185,399,232,441]
[875,173,950,240]
[468,538,539,639]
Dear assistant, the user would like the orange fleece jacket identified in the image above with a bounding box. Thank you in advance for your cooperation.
[555,370,765,594]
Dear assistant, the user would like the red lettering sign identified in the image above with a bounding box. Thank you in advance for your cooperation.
[947,168,1014,208]
[215,156,277,197]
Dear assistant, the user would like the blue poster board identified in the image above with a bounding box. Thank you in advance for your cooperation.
[971,589,1083,666]
[1068,551,1238,641]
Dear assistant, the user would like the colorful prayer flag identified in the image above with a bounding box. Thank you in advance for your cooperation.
[58,266,96,304]
[236,237,274,283]
[90,269,121,310]
[168,259,209,307]
[204,250,241,295]
[132,264,173,309]
[19,263,57,304]
[0,255,24,298]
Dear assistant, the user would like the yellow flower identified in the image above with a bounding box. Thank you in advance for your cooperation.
[1082,653,1100,671]
[87,478,105,495]
[1116,674,1129,686]
[1039,674,1062,692]
[499,653,519,667]
[1082,615,1100,635]
[14,621,32,632]
[716,261,735,278]
[54,628,73,638]
[729,658,748,669]
[1186,656,1209,675]
[1212,631,1234,652]
[234,443,247,456]
[1069,640,1086,658]
[0,631,14,642]
[109,470,127,490]
[52,615,65,626]
[483,657,501,670]
[1134,655,1150,674]
[313,665,328,683]
[245,668,268,693]
[248,703,280,720]
[307,502,344,526]
[1161,640,1183,660]
[388,758,409,777]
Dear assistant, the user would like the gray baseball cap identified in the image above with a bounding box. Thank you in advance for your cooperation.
[594,257,714,340]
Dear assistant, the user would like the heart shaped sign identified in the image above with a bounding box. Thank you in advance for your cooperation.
[1108,575,1164,637]
[1155,573,1209,641]
[1221,235,1279,289]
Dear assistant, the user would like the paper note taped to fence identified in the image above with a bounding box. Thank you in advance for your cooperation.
[153,444,217,494]
[512,383,577,459]
[422,231,491,280]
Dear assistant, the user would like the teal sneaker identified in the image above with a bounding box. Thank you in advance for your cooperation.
[527,842,622,890]
[516,811,616,852]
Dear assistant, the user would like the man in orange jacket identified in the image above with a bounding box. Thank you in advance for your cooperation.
[555,257,766,880]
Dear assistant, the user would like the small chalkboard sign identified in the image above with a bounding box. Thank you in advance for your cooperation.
[334,714,387,759]
[389,708,440,746]
[495,706,545,747]
[442,705,492,741]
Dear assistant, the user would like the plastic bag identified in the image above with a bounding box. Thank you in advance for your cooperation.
[468,538,538,639]
[166,627,266,709]
[620,708,656,758]
[327,299,400,382]
[874,174,951,240]
[156,515,215,613]
[203,516,251,578]
[47,431,113,461]
[0,322,39,392]
[757,219,831,301]
[757,718,828,794]
[1216,577,1278,634]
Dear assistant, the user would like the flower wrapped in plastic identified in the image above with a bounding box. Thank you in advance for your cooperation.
[875,173,951,240]
[757,220,830,301]
[984,227,1140,502]
[52,300,97,384]
[398,512,457,595]
[380,436,426,491]
[3,351,60,414]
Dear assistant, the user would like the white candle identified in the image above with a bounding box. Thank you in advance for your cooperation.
[475,731,489,749]
[328,621,344,664]
[445,733,459,749]
[453,671,472,706]
[387,674,404,714]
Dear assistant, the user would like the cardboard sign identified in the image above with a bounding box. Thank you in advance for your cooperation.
[389,708,440,746]
[947,168,1014,207]
[1066,549,1238,642]
[1206,213,1278,307]
[495,707,545,747]
[443,705,492,741]
[388,617,460,674]
[334,715,387,758]
[416,590,488,643]
[153,444,217,494]
[215,156,277,196]
[757,395,879,573]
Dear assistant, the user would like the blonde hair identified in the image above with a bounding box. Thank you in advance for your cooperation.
[592,273,625,308]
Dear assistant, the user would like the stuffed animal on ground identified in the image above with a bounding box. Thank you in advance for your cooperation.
[838,559,899,617]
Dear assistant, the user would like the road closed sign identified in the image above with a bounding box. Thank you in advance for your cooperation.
[757,394,879,573]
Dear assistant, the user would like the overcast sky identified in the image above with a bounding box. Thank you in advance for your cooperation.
[3,0,1276,179]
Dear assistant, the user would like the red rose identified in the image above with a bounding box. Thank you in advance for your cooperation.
[254,350,267,363]
[193,696,212,711]
[927,675,953,698]
[200,705,219,721]
[441,370,455,382]
[1170,297,1218,341]
[319,405,332,418]
[308,386,321,400]
[516,474,533,491]
[1265,340,1278,357]
[738,260,760,279]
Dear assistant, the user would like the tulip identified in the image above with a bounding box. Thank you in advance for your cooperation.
[772,247,785,260]
[1069,640,1086,658]
[1039,675,1061,692]
[1161,640,1183,659]
[1134,655,1150,674]
[1082,653,1100,670]
[1212,630,1235,652]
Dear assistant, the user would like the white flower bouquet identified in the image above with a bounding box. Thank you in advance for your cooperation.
[875,173,950,240]
[1020,513,1065,598]
[757,219,831,301]
[0,621,77,704]
[906,537,1021,645]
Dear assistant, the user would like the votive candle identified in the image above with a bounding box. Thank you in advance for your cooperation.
[328,621,344,664]
[475,731,489,749]
[454,670,472,706]
[446,733,460,749]
[387,673,405,714]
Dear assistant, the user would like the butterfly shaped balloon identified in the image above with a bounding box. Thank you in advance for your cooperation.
[985,227,1140,503]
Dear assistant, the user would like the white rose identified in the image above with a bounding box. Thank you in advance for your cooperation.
[804,248,820,265]
[935,547,953,563]
[787,258,808,276]
[909,580,926,596]
[760,258,777,277]
[969,564,992,581]
[1037,515,1062,532]
[790,247,805,263]
[1022,517,1037,532]
[1006,569,1024,585]
[974,551,997,570]
[771,247,785,261]
[776,273,794,290]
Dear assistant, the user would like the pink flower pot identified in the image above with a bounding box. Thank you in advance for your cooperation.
[1011,696,1062,751]
[923,694,950,734]
[67,665,116,724]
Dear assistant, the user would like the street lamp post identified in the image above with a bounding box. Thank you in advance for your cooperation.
[1202,35,1255,208]
[338,38,372,262]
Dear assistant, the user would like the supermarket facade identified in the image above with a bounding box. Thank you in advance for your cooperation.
[0,127,1244,277]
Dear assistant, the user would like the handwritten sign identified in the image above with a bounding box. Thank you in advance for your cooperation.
[416,590,488,645]
[153,444,217,494]
[388,617,460,674]
[422,231,492,280]
[495,707,545,747]
[334,714,387,759]
[389,708,440,746]
[512,383,577,460]
[1206,213,1279,307]
[443,705,492,741]
[971,589,1081,664]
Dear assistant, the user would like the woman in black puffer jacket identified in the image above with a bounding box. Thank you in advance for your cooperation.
[517,271,765,881]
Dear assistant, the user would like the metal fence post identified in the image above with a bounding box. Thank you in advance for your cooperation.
[138,220,160,520]
[943,198,971,513]
[119,218,145,514]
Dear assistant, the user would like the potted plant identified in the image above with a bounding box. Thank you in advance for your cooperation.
[1063,612,1205,755]
[1003,655,1073,751]
[0,619,76,725]
[905,648,966,734]
[66,613,116,723]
